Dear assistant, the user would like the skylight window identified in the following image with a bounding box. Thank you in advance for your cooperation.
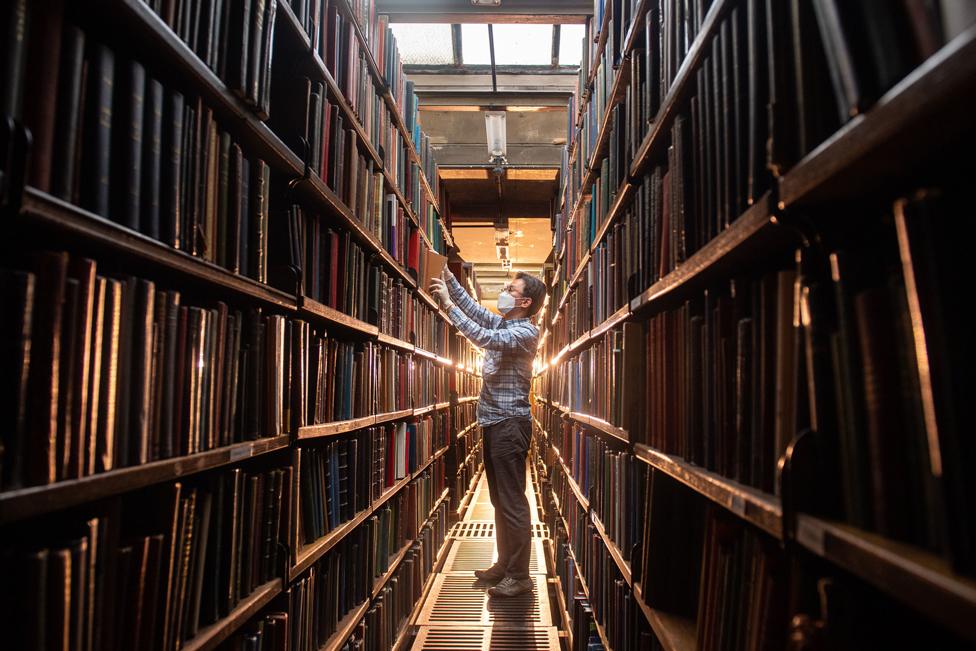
[558,24,586,66]
[491,24,553,65]
[389,23,454,65]
[461,24,492,65]
[388,22,584,69]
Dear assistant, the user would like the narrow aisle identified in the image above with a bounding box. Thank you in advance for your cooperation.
[409,468,563,650]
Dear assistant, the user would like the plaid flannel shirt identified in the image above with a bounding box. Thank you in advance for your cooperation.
[446,274,538,426]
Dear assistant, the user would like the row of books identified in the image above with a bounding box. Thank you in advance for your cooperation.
[797,190,970,572]
[219,610,288,651]
[285,1,444,246]
[553,488,653,651]
[1,464,291,651]
[455,422,481,471]
[455,442,481,495]
[451,402,478,432]
[9,12,278,281]
[297,425,444,545]
[553,0,968,331]
[286,492,448,651]
[0,252,291,490]
[695,508,786,650]
[300,326,449,428]
[142,0,277,119]
[455,371,482,399]
[560,424,646,568]
[300,224,451,350]
[345,500,448,650]
[548,262,797,496]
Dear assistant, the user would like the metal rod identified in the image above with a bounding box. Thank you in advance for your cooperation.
[488,24,497,93]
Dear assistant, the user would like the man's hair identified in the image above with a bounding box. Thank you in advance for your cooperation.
[514,271,546,317]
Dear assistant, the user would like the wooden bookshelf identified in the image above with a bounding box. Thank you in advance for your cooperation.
[456,423,477,440]
[0,435,290,524]
[556,457,591,513]
[321,599,372,651]
[297,414,378,440]
[570,0,614,138]
[333,0,444,218]
[548,474,696,651]
[778,25,976,209]
[634,444,783,539]
[567,412,629,446]
[181,579,283,651]
[291,474,412,580]
[794,514,976,642]
[627,0,732,181]
[629,193,781,315]
[633,585,698,651]
[19,189,298,311]
[300,297,381,337]
[0,1,482,647]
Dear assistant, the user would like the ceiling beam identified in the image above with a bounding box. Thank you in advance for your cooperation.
[432,144,563,166]
[377,0,590,23]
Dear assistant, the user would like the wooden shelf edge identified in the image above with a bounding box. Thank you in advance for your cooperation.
[557,458,591,513]
[779,25,976,208]
[0,435,290,524]
[633,584,698,651]
[19,190,298,311]
[629,192,778,315]
[320,599,372,651]
[300,297,379,337]
[181,578,282,651]
[794,514,976,641]
[589,510,634,586]
[634,443,783,539]
[568,412,630,445]
[373,409,415,427]
[291,475,412,580]
[297,415,377,439]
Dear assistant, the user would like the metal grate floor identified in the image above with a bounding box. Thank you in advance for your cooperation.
[408,470,562,650]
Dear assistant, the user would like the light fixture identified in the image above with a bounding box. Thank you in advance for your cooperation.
[501,259,513,271]
[485,111,507,167]
[471,0,501,6]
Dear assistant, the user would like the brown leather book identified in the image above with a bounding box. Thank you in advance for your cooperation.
[96,278,121,473]
[51,24,85,202]
[158,483,183,651]
[56,278,79,480]
[22,0,64,192]
[48,547,72,651]
[130,279,156,466]
[27,251,68,486]
[65,258,97,479]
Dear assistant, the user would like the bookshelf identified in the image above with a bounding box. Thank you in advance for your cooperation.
[537,0,976,648]
[0,0,484,648]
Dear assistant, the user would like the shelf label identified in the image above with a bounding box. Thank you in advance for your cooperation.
[730,494,746,517]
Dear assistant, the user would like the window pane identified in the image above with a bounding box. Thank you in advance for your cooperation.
[492,24,552,65]
[389,23,454,65]
[558,24,586,66]
[461,24,491,65]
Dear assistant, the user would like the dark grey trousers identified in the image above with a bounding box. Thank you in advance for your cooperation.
[483,416,532,580]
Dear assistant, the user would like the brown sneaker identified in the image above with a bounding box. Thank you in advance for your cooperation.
[487,577,533,598]
[473,564,506,583]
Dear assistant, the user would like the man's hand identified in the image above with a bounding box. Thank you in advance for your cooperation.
[441,266,456,283]
[429,276,453,310]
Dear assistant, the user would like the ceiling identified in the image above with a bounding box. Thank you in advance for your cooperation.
[382,2,583,310]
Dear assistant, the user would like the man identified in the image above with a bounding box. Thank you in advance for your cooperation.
[429,268,546,598]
